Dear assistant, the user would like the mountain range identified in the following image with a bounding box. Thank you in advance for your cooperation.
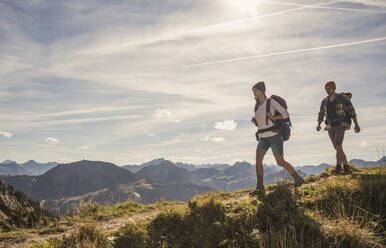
[1,157,384,216]
[0,160,57,176]
[1,160,214,216]
[2,156,384,177]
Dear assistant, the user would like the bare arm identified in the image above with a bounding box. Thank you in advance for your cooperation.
[352,117,360,133]
[316,100,325,131]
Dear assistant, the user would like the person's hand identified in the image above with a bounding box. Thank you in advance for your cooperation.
[354,125,361,133]
[316,125,321,132]
[251,117,258,127]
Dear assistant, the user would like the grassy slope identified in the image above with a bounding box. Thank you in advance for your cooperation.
[1,166,385,248]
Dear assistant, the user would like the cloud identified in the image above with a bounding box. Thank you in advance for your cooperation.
[348,0,386,7]
[211,137,226,142]
[202,136,226,142]
[78,146,90,150]
[0,0,385,165]
[0,131,13,138]
[46,137,59,144]
[188,37,386,66]
[154,108,172,120]
[215,120,238,130]
[38,106,140,118]
[153,109,183,123]
[266,1,386,13]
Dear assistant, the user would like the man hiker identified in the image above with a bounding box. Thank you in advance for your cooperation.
[317,81,360,174]
[250,82,304,197]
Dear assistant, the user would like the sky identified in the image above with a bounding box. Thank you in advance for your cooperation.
[0,0,385,166]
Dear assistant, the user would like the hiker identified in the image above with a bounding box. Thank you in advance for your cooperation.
[250,82,304,197]
[317,81,360,174]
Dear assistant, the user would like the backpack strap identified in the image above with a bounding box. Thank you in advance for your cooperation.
[257,126,278,134]
[265,98,271,125]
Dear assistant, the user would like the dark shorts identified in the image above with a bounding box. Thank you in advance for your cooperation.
[257,133,284,156]
[328,124,345,148]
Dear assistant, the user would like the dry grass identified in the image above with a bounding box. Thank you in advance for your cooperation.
[8,166,386,248]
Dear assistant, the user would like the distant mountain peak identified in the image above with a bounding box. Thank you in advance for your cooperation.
[233,161,252,167]
[1,159,17,164]
[143,158,166,164]
[23,160,38,165]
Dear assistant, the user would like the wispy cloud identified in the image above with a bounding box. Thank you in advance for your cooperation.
[187,37,386,66]
[0,0,385,165]
[347,0,386,7]
[78,146,91,150]
[211,137,226,142]
[267,1,386,13]
[202,136,226,142]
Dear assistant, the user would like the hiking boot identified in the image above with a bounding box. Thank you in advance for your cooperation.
[331,164,342,175]
[249,185,265,197]
[293,176,304,187]
[343,164,352,174]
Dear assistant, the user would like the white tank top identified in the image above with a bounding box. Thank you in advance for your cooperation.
[255,99,289,139]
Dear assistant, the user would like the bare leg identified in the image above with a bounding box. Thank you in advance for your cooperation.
[335,146,341,166]
[336,145,348,165]
[274,154,299,178]
[256,149,266,186]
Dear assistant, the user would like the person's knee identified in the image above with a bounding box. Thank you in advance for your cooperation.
[256,157,263,164]
[275,156,285,166]
[336,145,343,151]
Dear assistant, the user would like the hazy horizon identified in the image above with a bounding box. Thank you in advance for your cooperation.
[1,0,385,166]
[1,155,384,168]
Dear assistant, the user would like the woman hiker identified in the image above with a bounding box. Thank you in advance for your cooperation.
[250,82,304,197]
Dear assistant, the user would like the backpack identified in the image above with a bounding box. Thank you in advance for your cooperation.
[341,92,353,129]
[256,95,292,141]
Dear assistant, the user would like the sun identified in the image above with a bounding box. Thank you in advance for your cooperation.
[227,0,262,16]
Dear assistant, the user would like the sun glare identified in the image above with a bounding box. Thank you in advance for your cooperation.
[227,0,262,16]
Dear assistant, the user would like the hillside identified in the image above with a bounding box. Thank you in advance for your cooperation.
[0,178,55,232]
[1,166,384,248]
[3,160,140,200]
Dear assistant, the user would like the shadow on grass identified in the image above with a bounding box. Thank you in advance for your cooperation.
[116,183,326,248]
[115,168,386,248]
